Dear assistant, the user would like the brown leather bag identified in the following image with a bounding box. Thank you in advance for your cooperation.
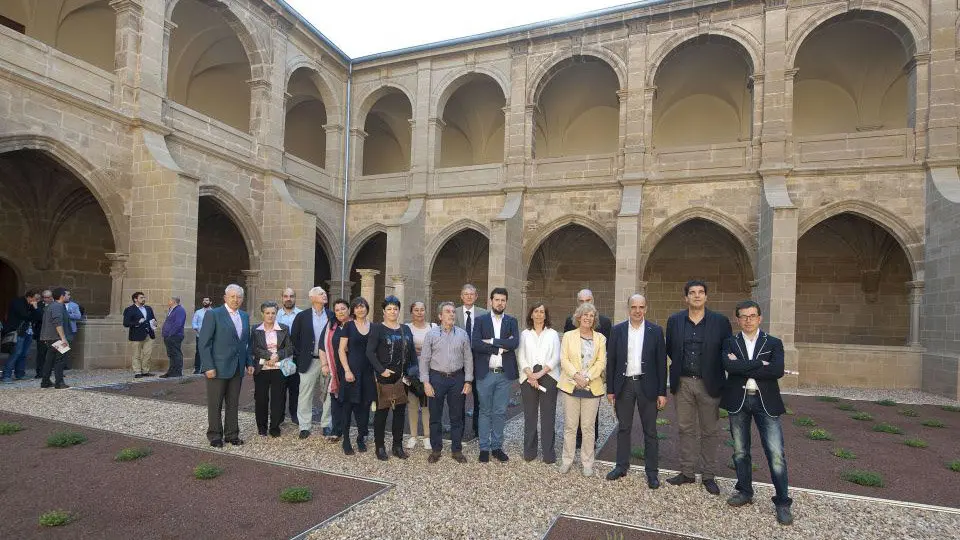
[375,379,408,410]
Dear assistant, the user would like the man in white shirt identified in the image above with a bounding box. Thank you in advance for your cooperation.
[276,287,302,424]
[455,284,487,437]
[191,297,212,374]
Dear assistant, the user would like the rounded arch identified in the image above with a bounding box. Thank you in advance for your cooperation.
[785,6,925,68]
[284,59,342,122]
[432,67,509,120]
[639,207,756,278]
[798,200,922,278]
[354,83,417,127]
[0,253,25,288]
[647,28,761,87]
[197,184,262,267]
[314,215,342,276]
[0,133,128,254]
[522,215,615,274]
[347,223,388,269]
[165,0,269,77]
[424,219,491,282]
[527,47,626,105]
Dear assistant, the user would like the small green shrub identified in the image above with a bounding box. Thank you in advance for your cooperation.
[794,416,816,427]
[719,409,729,419]
[0,422,23,435]
[46,432,86,448]
[851,412,873,421]
[39,510,74,527]
[115,447,152,462]
[873,399,897,407]
[841,470,883,487]
[193,463,224,480]
[807,429,833,441]
[921,419,946,428]
[948,460,960,472]
[279,487,312,503]
[872,423,903,435]
[898,408,919,418]
[630,446,645,460]
[656,418,670,426]
[940,405,960,413]
[903,438,928,449]
[816,396,841,403]
[832,448,856,460]
[784,407,794,415]
[836,404,857,412]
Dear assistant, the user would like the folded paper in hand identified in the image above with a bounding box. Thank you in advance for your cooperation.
[52,340,71,354]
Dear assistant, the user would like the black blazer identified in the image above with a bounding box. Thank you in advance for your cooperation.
[720,331,786,416]
[564,314,612,339]
[250,323,294,375]
[606,319,667,399]
[122,304,156,341]
[366,323,417,384]
[471,312,520,381]
[290,307,334,373]
[666,309,732,398]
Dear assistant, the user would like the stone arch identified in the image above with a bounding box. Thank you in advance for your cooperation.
[647,27,761,87]
[435,71,507,167]
[432,67,509,121]
[314,215,341,289]
[424,219,491,283]
[527,47,627,106]
[0,133,128,254]
[347,223,388,269]
[522,215,615,273]
[639,207,756,278]
[284,58,342,123]
[165,0,269,79]
[196,184,262,267]
[798,200,922,279]
[354,82,417,127]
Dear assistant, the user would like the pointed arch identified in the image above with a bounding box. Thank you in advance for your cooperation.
[639,207,756,278]
[424,219,491,283]
[522,215,615,273]
[347,223,388,269]
[197,184,262,267]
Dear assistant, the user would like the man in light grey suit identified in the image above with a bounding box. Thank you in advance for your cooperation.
[455,284,488,437]
[199,283,254,448]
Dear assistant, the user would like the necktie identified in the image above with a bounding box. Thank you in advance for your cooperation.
[465,310,472,340]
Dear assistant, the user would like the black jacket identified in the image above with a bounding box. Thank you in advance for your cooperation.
[5,297,36,336]
[366,323,417,384]
[606,319,667,399]
[290,307,335,374]
[122,304,156,341]
[251,323,294,375]
[720,331,786,416]
[666,309,732,397]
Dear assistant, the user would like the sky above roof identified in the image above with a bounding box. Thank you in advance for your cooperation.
[284,0,639,58]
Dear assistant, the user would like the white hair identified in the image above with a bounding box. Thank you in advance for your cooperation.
[225,284,244,297]
[577,289,594,300]
[308,286,327,297]
[461,284,477,294]
[628,293,647,306]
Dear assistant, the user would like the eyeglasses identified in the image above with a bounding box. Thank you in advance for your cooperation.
[737,314,760,321]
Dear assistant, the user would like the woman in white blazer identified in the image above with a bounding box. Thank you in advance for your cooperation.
[516,302,561,464]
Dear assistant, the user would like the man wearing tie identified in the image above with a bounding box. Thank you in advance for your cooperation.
[605,294,667,489]
[455,284,487,437]
[471,287,519,463]
[199,284,254,448]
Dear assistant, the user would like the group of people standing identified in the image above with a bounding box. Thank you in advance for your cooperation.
[192,279,793,526]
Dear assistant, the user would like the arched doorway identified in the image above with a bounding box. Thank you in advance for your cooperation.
[429,229,489,312]
[0,259,19,324]
[314,231,332,295]
[350,232,387,319]
[195,196,251,309]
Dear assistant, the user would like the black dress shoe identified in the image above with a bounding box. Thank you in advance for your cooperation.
[543,457,556,465]
[54,383,70,389]
[142,372,155,377]
[479,450,490,463]
[452,452,467,464]
[427,451,441,463]
[342,441,355,455]
[258,429,268,437]
[727,491,753,507]
[647,475,661,489]
[159,374,170,379]
[226,438,244,446]
[666,473,696,486]
[210,439,224,448]
[392,446,409,459]
[40,382,53,388]
[776,505,794,525]
[356,438,367,452]
[134,373,144,379]
[299,430,310,440]
[703,478,721,495]
[606,467,629,481]
[269,428,281,438]
[375,447,389,461]
[492,449,509,462]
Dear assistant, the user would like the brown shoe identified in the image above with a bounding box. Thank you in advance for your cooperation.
[427,451,441,463]
[452,452,467,464]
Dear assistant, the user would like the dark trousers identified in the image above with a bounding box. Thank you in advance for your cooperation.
[330,396,344,436]
[282,373,299,422]
[254,370,285,432]
[374,405,406,448]
[730,393,792,507]
[206,372,243,442]
[35,340,48,377]
[163,335,184,375]
[193,336,202,373]
[615,377,659,474]
[462,381,480,435]
[340,399,371,440]
[41,344,67,385]
[429,370,465,452]
[520,371,558,462]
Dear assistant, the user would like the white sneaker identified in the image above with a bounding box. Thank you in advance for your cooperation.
[583,466,594,477]
[559,462,572,474]
[405,436,418,449]
[422,437,432,450]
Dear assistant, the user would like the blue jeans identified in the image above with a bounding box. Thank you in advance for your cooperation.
[729,393,792,507]
[2,335,31,379]
[476,370,511,451]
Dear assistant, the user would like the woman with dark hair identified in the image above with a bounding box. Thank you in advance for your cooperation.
[366,295,418,461]
[337,296,375,455]
[404,300,435,450]
[516,302,561,463]
[324,298,351,442]
[251,301,294,437]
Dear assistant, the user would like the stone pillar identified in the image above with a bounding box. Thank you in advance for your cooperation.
[614,184,643,308]
[259,177,315,304]
[105,252,129,318]
[384,198,426,318]
[110,0,141,113]
[641,86,656,170]
[409,59,432,194]
[622,20,647,174]
[325,280,354,301]
[427,117,445,172]
[488,190,524,314]
[349,128,368,190]
[241,269,260,316]
[759,0,789,169]
[906,281,924,347]
[248,78,276,162]
[504,40,530,185]
[520,280,533,323]
[356,269,380,306]
[391,275,407,323]
[323,123,345,185]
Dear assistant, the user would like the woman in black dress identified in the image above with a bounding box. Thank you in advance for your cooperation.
[325,298,351,442]
[366,295,418,461]
[337,297,375,455]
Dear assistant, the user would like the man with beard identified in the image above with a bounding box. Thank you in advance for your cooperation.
[471,288,519,463]
[191,297,213,374]
[276,288,302,424]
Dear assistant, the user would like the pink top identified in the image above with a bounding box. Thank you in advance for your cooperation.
[257,323,280,370]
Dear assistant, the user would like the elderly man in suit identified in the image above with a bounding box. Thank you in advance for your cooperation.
[722,300,793,525]
[471,287,519,463]
[455,283,487,437]
[199,284,254,448]
[290,286,335,440]
[665,280,733,495]
[605,294,667,488]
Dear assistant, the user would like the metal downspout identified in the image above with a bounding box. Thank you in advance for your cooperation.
[339,63,353,299]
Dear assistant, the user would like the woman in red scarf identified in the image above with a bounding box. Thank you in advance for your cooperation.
[324,298,351,442]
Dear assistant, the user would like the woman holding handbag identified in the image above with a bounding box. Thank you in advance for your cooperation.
[337,297,375,455]
[251,301,294,437]
[366,295,418,461]
[403,300,435,450]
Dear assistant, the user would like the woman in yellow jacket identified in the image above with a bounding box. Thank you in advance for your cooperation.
[558,302,606,477]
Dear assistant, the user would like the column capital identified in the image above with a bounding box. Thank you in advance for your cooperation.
[322,123,344,134]
[246,78,271,92]
[241,269,261,278]
[109,0,141,15]
[350,127,369,139]
[356,268,381,279]
[390,274,407,285]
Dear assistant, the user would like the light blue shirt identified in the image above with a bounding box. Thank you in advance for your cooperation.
[277,306,301,330]
[192,307,210,331]
[312,308,328,354]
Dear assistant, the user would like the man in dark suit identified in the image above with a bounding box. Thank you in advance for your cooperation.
[289,286,335,440]
[563,289,611,448]
[664,280,732,495]
[122,291,157,378]
[455,283,487,437]
[605,294,667,488]
[722,300,793,525]
[199,284,254,448]
[471,287,519,463]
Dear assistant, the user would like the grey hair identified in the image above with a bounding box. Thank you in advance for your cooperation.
[308,286,326,297]
[260,301,279,313]
[171,296,181,305]
[461,284,477,294]
[627,294,646,306]
[225,284,244,297]
[577,289,594,301]
[573,302,598,330]
[437,301,455,313]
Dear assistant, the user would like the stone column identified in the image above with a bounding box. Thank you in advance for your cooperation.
[248,78,276,161]
[759,0,789,169]
[622,20,647,174]
[110,0,141,113]
[259,177,315,303]
[325,280,354,301]
[641,86,656,170]
[391,275,407,323]
[906,280,924,347]
[504,40,530,185]
[356,269,380,306]
[323,123,345,186]
[488,190,524,314]
[614,184,643,308]
[409,59,432,194]
[105,252,129,318]
[241,269,261,315]
[427,117,445,172]
[349,128,368,191]
[520,280,533,323]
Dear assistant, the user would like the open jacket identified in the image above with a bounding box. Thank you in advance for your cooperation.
[250,322,294,375]
[720,330,786,416]
[558,329,607,397]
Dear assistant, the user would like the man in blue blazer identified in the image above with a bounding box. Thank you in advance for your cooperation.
[199,283,254,448]
[605,294,667,488]
[471,287,519,463]
[122,291,157,378]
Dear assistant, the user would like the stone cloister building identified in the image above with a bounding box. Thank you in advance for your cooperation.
[0,0,958,399]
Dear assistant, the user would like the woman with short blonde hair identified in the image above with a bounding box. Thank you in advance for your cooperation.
[558,302,606,477]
